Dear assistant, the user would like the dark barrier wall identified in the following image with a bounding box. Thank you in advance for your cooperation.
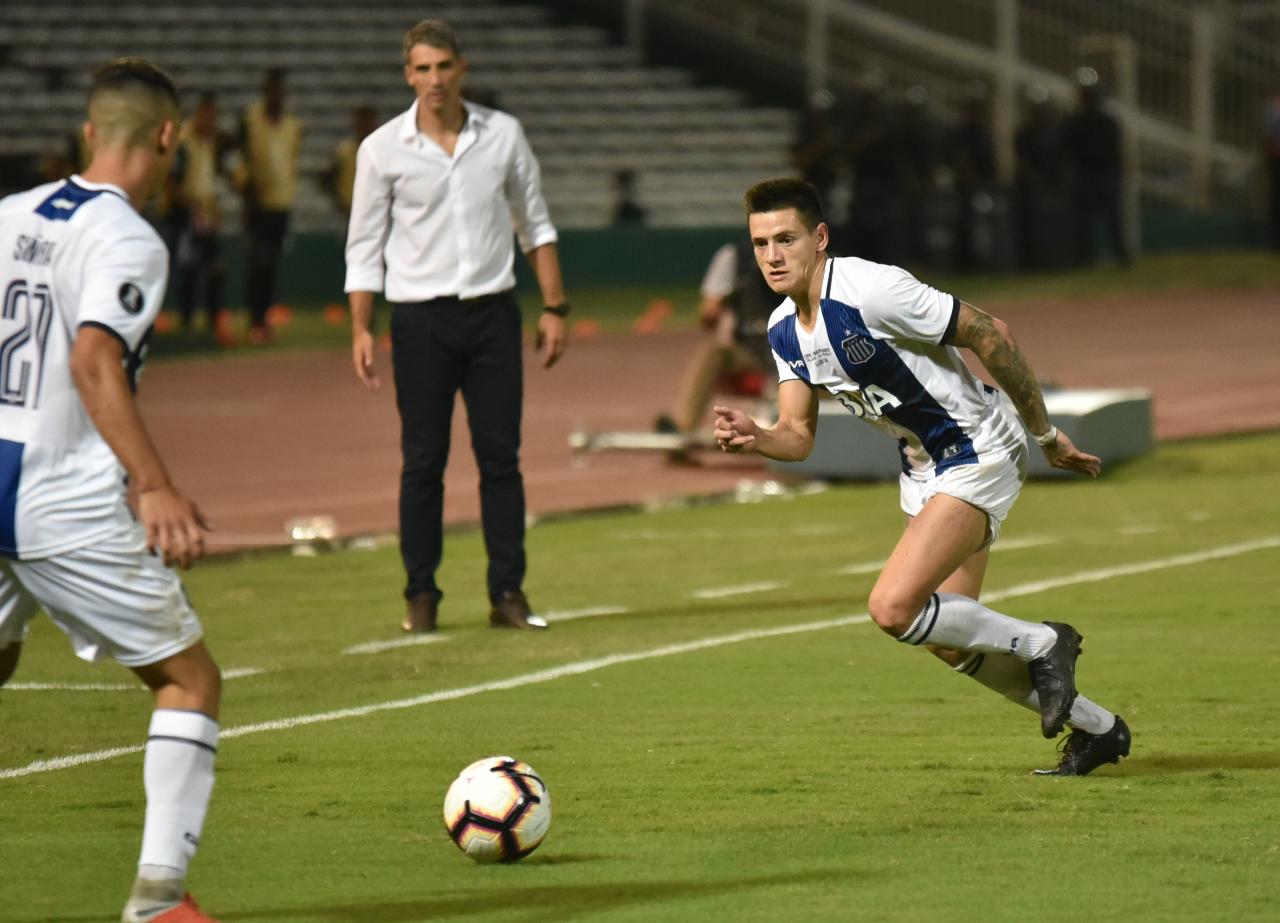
[199,208,1265,309]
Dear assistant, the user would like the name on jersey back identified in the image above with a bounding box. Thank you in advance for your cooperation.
[13,234,56,266]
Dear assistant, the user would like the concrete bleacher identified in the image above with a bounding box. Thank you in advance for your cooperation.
[0,0,795,231]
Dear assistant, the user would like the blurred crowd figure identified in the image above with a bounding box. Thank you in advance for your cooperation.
[1062,80,1129,267]
[789,74,1133,273]
[234,68,302,344]
[165,92,232,342]
[1266,89,1280,251]
[325,105,379,221]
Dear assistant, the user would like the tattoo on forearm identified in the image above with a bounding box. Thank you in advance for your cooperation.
[964,311,1049,431]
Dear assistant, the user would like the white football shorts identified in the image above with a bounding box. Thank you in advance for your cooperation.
[0,520,202,667]
[899,441,1029,547]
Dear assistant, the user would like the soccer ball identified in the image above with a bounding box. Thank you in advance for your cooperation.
[442,756,552,863]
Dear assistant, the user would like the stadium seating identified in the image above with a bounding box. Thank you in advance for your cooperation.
[0,0,796,230]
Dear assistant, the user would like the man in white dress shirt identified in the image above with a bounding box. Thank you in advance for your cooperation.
[345,19,569,633]
[715,178,1131,776]
[0,60,222,921]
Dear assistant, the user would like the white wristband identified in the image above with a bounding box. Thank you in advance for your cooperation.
[1033,424,1059,447]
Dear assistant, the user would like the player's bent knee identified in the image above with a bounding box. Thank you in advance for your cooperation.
[867,589,919,635]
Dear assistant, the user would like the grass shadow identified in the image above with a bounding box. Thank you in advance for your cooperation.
[1115,751,1280,776]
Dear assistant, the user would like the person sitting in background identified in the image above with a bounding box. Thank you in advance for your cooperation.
[654,238,779,444]
[610,168,647,226]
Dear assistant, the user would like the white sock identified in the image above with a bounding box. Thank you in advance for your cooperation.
[137,709,218,878]
[898,592,1058,661]
[955,652,1116,735]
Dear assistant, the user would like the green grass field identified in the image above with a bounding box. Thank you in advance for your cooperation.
[3,431,1279,921]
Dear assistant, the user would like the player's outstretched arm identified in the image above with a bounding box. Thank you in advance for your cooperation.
[714,379,817,461]
[952,302,1101,478]
[69,326,208,568]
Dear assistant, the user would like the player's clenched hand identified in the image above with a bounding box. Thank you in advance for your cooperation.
[352,327,381,391]
[1042,431,1102,479]
[713,405,757,453]
[139,486,210,569]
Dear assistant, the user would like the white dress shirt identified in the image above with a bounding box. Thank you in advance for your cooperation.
[344,100,558,302]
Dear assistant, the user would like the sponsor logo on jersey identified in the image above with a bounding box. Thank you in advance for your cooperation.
[788,358,805,369]
[835,384,902,419]
[118,282,144,315]
[841,333,876,365]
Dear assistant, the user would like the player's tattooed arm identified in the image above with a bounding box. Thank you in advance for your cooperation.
[953,301,1102,478]
[952,301,1051,436]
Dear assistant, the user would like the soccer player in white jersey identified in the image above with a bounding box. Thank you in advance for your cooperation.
[0,60,222,922]
[714,179,1131,776]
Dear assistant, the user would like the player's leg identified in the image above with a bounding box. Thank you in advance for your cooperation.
[0,561,40,687]
[122,641,221,922]
[11,530,222,921]
[868,493,1081,736]
[930,544,1119,738]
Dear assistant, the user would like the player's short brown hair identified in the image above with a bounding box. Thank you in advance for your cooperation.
[744,178,826,231]
[403,19,462,62]
[87,58,179,148]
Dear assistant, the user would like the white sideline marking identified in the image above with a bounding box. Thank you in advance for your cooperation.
[832,535,1057,576]
[4,535,1278,781]
[223,667,265,679]
[690,581,787,600]
[343,635,450,655]
[6,681,139,691]
[834,559,886,576]
[7,666,265,692]
[545,606,631,623]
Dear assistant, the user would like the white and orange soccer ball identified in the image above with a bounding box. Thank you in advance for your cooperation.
[442,756,552,863]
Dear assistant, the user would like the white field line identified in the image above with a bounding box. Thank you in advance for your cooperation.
[690,581,788,600]
[832,535,1057,577]
[7,666,265,692]
[544,606,631,623]
[343,635,450,655]
[4,535,1278,781]
[6,681,139,691]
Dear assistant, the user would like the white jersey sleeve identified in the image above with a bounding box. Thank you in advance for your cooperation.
[76,225,168,351]
[858,263,958,346]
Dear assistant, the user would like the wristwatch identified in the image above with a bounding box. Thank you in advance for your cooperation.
[543,303,571,318]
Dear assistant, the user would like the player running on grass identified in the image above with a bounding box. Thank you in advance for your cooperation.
[0,60,222,921]
[714,178,1130,775]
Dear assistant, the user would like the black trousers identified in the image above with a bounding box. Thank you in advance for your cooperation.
[390,292,526,605]
[174,226,224,329]
[244,206,289,328]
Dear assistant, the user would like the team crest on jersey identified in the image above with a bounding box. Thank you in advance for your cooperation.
[841,333,875,365]
[118,282,144,315]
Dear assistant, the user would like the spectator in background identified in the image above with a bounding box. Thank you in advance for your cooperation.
[1266,90,1280,250]
[610,168,647,225]
[1062,78,1129,267]
[168,92,231,342]
[790,89,842,209]
[1014,85,1069,270]
[951,93,997,273]
[326,105,378,219]
[235,68,301,344]
[345,19,570,633]
[654,238,778,444]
